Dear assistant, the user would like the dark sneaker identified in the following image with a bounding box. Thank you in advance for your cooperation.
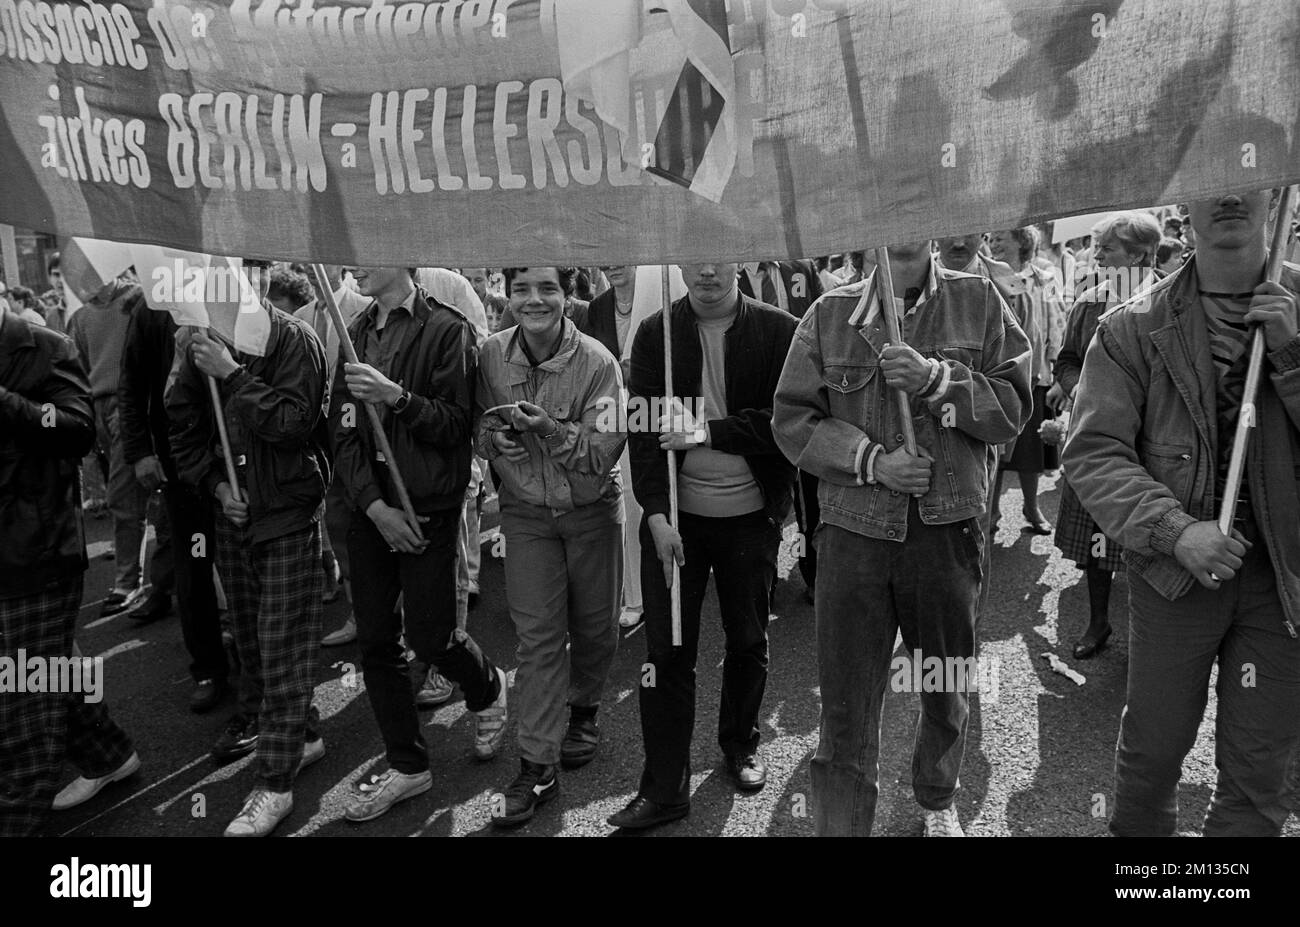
[491,760,558,828]
[560,712,599,769]
[211,716,259,764]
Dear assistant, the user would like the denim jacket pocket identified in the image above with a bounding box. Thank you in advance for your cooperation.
[822,363,877,429]
[1140,440,1194,502]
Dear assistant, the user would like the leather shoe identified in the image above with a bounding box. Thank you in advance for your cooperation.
[1072,625,1112,660]
[607,794,689,830]
[130,595,172,625]
[190,678,227,714]
[1021,509,1053,535]
[725,752,768,792]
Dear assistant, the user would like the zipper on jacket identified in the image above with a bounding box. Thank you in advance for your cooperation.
[1285,620,1297,640]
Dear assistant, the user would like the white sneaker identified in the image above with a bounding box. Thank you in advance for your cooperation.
[223,789,293,837]
[618,608,642,629]
[321,616,356,647]
[52,752,141,810]
[923,806,965,837]
[344,768,433,822]
[300,736,326,770]
[416,670,454,708]
[474,667,509,761]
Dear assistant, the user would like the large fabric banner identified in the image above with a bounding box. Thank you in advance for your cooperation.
[0,0,1296,266]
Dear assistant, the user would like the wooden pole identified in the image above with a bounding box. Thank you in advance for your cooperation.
[309,264,420,533]
[207,375,243,501]
[873,247,919,456]
[1218,184,1299,534]
[662,264,682,647]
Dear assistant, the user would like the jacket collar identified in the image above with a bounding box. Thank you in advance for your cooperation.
[1145,257,1216,450]
[849,254,942,328]
[504,315,581,385]
[0,307,36,358]
[674,290,751,332]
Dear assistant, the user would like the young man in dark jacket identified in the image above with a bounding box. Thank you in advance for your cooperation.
[0,301,138,836]
[608,262,797,831]
[167,260,330,837]
[118,297,227,712]
[330,266,507,824]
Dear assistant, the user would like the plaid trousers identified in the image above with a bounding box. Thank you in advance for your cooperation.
[0,577,135,837]
[215,513,323,792]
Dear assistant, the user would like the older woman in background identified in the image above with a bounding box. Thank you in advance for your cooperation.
[1047,210,1163,658]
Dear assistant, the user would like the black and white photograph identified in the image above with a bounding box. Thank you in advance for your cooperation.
[0,0,1297,908]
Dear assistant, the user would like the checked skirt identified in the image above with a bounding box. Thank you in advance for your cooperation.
[1054,478,1125,572]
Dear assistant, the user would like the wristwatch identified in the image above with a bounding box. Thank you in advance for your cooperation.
[392,389,412,413]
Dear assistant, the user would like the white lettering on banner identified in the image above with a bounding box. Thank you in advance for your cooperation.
[37,84,149,187]
[225,0,517,65]
[158,91,325,192]
[0,0,146,68]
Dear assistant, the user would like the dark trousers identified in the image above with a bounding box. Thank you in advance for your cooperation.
[1111,508,1300,836]
[349,508,502,775]
[811,504,982,836]
[0,577,135,837]
[160,484,226,682]
[637,509,781,805]
[793,470,820,590]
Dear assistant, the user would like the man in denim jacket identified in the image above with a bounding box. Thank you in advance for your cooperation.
[773,239,1031,836]
[1064,188,1300,836]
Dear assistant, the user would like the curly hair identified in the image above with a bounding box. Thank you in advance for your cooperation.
[267,266,315,309]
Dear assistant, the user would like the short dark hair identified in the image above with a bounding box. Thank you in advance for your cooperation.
[503,267,578,296]
[243,258,273,270]
[267,267,314,309]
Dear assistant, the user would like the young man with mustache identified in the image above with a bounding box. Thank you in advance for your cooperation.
[1064,188,1300,836]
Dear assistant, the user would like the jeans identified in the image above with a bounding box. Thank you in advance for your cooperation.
[162,483,226,683]
[501,497,622,765]
[93,397,149,591]
[811,502,982,836]
[636,509,780,805]
[793,470,820,590]
[1111,507,1300,836]
[349,507,502,775]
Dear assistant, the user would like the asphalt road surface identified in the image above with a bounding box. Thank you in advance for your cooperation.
[40,473,1300,837]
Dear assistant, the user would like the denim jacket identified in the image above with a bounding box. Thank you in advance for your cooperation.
[1063,259,1300,626]
[475,317,626,515]
[773,257,1032,542]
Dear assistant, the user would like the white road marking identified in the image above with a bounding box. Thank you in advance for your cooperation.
[59,754,209,837]
[93,640,149,661]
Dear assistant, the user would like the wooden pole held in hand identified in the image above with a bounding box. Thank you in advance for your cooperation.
[309,264,420,533]
[1218,184,1299,535]
[662,264,682,647]
[207,375,242,501]
[874,247,919,456]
